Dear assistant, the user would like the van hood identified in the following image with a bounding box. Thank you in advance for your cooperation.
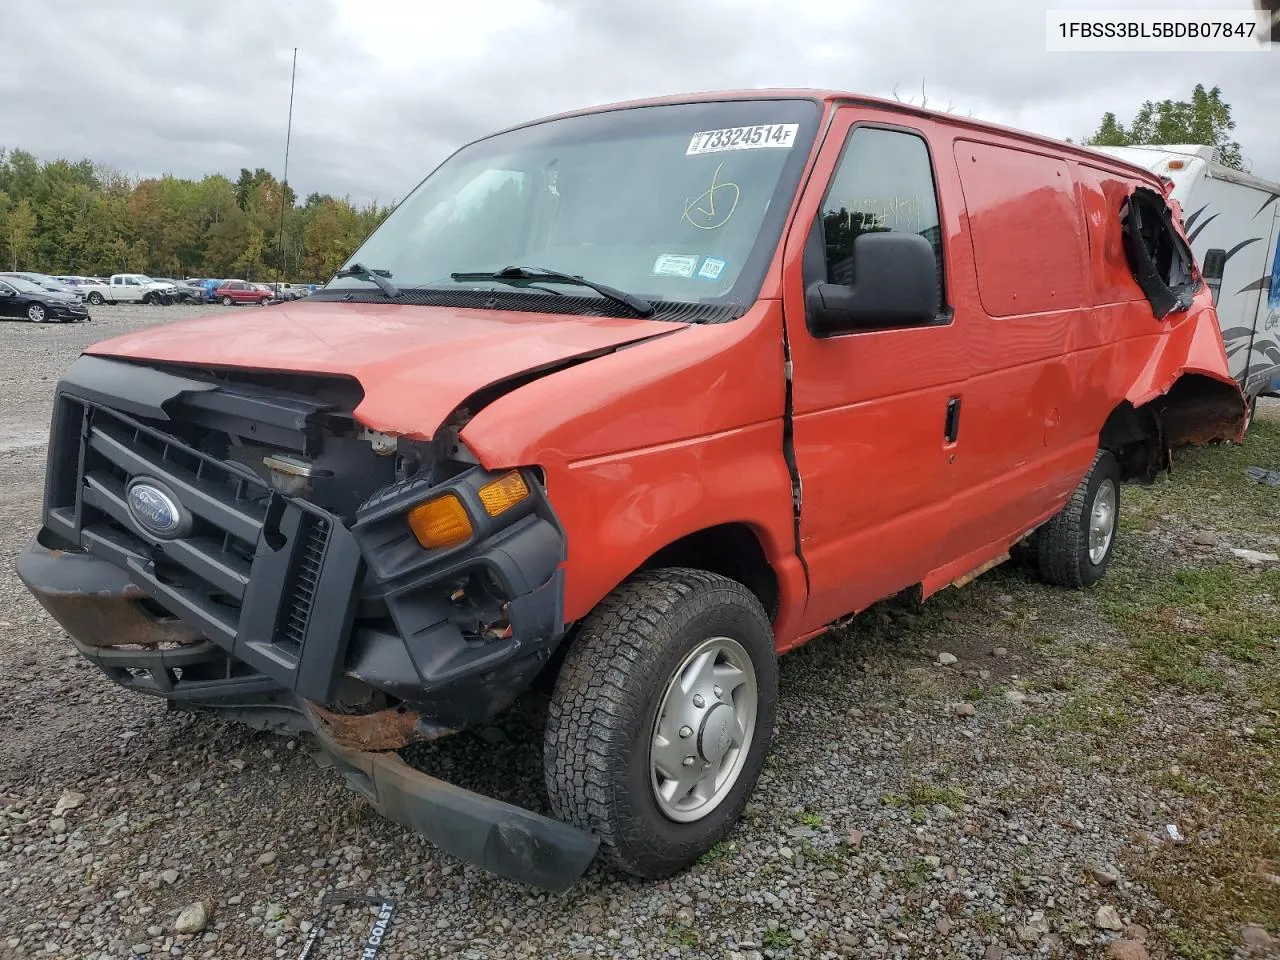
[84,299,687,439]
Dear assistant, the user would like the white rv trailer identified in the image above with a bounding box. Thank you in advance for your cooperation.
[1094,144,1280,416]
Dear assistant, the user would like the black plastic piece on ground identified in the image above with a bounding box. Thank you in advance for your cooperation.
[311,720,599,893]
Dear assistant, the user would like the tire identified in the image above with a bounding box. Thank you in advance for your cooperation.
[259,296,270,305]
[26,303,46,323]
[544,568,778,879]
[1034,449,1120,589]
[221,295,234,306]
[87,292,104,306]
[141,293,153,305]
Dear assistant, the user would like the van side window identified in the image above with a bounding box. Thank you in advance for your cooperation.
[820,127,944,311]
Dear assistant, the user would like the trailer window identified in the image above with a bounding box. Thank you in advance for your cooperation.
[1121,187,1198,318]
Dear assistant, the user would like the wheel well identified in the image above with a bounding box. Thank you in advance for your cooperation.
[1101,374,1245,482]
[639,523,780,618]
[532,523,781,697]
[1099,401,1162,482]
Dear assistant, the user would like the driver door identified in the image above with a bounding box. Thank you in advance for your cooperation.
[0,281,20,319]
[781,109,971,633]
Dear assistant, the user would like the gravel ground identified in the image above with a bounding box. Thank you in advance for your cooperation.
[1,304,1278,959]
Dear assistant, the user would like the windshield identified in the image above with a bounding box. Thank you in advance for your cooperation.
[327,98,821,316]
[7,276,48,294]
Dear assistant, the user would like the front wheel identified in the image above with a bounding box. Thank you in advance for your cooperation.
[26,303,46,323]
[544,568,777,879]
[1034,449,1120,589]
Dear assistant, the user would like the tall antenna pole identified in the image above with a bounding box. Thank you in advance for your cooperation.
[274,47,297,294]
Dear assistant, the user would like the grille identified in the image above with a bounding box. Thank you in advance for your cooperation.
[277,514,330,653]
[44,395,344,690]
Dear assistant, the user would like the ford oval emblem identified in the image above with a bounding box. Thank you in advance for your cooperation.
[125,478,189,539]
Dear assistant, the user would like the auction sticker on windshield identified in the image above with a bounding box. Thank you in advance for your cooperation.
[686,123,799,155]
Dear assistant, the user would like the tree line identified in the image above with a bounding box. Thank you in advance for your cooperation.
[0,149,392,281]
[1081,84,1246,171]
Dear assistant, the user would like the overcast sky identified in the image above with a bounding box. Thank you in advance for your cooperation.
[0,0,1276,205]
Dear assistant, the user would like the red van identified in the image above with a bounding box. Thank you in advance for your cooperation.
[17,90,1244,892]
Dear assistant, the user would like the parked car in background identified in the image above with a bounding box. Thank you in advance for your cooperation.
[54,276,113,305]
[108,274,178,304]
[183,279,224,302]
[0,275,90,323]
[266,282,307,300]
[214,280,273,305]
[151,278,208,304]
[0,272,82,299]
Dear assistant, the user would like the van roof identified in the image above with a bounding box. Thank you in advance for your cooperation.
[503,88,1168,189]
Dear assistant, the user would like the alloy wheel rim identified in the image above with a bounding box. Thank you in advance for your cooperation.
[649,636,757,823]
[1088,478,1117,564]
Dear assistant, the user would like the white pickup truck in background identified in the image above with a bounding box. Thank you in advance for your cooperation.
[107,274,178,304]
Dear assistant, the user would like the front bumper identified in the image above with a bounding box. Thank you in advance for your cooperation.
[311,714,598,891]
[51,303,89,320]
[16,537,598,891]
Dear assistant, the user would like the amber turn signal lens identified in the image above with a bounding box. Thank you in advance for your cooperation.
[407,494,473,549]
[478,471,530,517]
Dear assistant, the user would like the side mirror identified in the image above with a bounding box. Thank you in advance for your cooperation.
[805,231,939,336]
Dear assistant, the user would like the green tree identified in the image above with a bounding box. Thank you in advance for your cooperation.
[0,146,392,278]
[0,196,38,269]
[1082,84,1244,170]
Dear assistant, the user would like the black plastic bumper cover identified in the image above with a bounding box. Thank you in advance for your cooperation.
[310,718,599,893]
[17,536,600,892]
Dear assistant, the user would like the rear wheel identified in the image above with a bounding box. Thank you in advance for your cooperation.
[1034,449,1120,589]
[544,568,777,879]
[221,295,234,306]
[26,303,46,323]
[87,292,104,306]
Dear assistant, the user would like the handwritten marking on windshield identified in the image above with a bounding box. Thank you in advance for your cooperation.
[683,161,740,231]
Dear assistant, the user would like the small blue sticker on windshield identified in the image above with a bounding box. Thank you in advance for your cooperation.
[697,257,727,280]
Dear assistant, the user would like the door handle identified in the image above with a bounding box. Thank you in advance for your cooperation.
[944,396,961,444]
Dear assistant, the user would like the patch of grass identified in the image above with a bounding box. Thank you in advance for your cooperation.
[972,910,1002,935]
[1133,732,1280,956]
[793,808,824,828]
[905,781,966,811]
[796,837,848,868]
[699,839,739,864]
[1058,693,1134,732]
[666,924,698,948]
[762,928,793,949]
[899,858,932,890]
[1155,769,1206,797]
[1097,417,1280,953]
[1097,561,1280,692]
[1121,416,1280,537]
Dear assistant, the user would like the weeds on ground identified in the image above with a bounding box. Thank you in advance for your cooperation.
[1086,416,1280,955]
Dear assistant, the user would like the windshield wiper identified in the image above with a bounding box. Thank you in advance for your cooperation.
[449,266,654,318]
[334,262,401,298]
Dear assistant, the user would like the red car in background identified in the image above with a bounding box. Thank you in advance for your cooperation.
[215,280,272,305]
